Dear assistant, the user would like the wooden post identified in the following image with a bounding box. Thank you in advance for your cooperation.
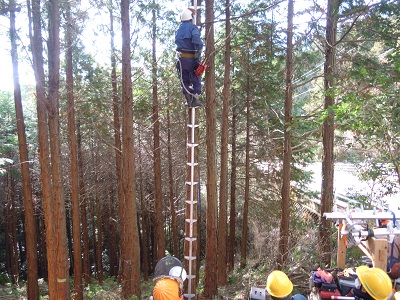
[359,237,388,271]
[337,222,346,269]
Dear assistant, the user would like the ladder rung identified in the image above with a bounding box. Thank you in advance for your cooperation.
[184,255,197,261]
[185,218,198,223]
[187,143,199,147]
[185,237,197,242]
[186,162,199,167]
[185,181,198,186]
[183,293,196,299]
[185,200,197,205]
[186,275,196,280]
[187,124,199,128]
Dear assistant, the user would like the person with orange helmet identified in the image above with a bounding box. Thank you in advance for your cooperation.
[150,256,187,300]
[266,270,307,300]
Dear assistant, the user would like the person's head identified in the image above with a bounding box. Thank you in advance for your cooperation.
[181,8,195,22]
[354,266,392,300]
[266,270,293,300]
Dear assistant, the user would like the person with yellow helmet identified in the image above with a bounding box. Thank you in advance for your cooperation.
[266,270,307,300]
[353,265,392,300]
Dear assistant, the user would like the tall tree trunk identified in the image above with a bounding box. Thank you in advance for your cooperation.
[204,0,218,296]
[217,0,231,286]
[228,95,237,272]
[47,0,70,296]
[120,0,141,297]
[109,2,122,281]
[152,0,165,261]
[66,3,83,298]
[320,0,338,267]
[277,0,294,269]
[167,108,179,257]
[29,0,58,296]
[77,121,91,285]
[240,70,250,269]
[10,2,39,297]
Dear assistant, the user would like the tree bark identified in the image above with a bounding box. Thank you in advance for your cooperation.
[217,0,231,286]
[120,0,141,297]
[320,0,338,267]
[47,0,70,296]
[65,2,83,298]
[204,0,218,296]
[29,0,59,296]
[10,2,39,297]
[109,2,122,280]
[277,0,294,269]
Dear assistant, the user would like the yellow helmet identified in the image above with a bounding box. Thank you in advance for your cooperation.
[266,270,293,298]
[356,266,392,300]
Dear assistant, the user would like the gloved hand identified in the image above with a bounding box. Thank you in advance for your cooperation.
[194,48,201,59]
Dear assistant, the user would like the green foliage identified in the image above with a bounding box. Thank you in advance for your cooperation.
[0,273,11,285]
[84,277,121,299]
[0,281,27,298]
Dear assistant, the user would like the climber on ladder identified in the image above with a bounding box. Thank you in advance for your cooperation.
[175,7,205,108]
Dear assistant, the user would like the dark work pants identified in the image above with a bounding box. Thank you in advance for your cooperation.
[177,58,202,95]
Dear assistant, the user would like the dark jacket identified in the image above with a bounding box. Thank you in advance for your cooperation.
[175,21,203,53]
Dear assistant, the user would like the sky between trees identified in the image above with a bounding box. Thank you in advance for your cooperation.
[0,0,324,92]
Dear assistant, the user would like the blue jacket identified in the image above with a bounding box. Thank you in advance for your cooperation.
[175,21,203,53]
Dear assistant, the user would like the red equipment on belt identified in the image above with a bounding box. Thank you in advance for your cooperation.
[195,62,207,76]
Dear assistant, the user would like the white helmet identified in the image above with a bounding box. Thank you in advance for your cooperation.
[169,266,187,281]
[181,8,195,21]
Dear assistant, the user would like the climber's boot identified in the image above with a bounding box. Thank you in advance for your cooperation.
[189,95,204,107]
[184,93,192,106]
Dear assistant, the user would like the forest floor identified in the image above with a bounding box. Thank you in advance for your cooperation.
[0,267,311,299]
[0,250,315,299]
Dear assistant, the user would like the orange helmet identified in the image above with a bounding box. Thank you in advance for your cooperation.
[153,278,181,300]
